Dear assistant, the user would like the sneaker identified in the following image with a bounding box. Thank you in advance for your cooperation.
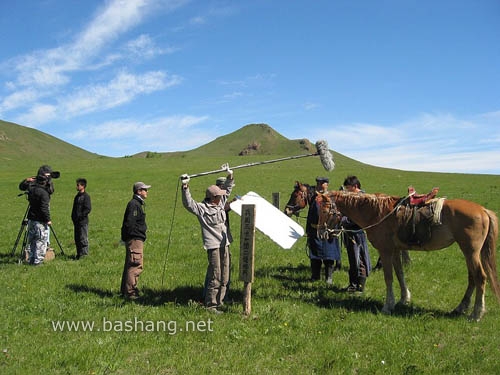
[345,284,357,293]
[123,292,141,301]
[207,307,223,314]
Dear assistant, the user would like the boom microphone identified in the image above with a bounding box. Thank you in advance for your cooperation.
[315,140,335,172]
[184,139,335,179]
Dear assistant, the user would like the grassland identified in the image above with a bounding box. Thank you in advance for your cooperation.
[1,122,500,374]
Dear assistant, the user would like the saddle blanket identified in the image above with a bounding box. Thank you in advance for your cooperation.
[230,191,304,249]
[396,197,446,245]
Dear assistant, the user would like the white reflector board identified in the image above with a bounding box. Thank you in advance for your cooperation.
[230,191,304,249]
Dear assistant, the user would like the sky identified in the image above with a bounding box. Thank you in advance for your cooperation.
[1,0,499,175]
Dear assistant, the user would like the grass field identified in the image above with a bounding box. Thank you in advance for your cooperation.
[1,143,500,374]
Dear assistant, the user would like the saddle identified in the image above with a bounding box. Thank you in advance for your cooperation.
[408,185,439,206]
[397,186,442,246]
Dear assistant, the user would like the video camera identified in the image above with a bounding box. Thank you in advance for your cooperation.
[18,165,60,195]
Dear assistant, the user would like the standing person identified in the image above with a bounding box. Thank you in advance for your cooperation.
[120,181,151,300]
[306,176,341,284]
[341,175,372,293]
[71,178,92,259]
[181,166,234,313]
[19,165,59,259]
[21,165,57,265]
[207,175,236,301]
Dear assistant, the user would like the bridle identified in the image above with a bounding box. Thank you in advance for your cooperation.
[317,195,342,240]
[285,185,309,216]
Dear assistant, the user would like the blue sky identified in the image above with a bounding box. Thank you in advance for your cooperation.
[1,0,499,174]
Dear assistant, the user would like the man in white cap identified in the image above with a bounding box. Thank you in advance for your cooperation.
[181,166,234,313]
[120,181,151,300]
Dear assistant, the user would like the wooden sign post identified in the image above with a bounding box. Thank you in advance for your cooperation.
[239,204,255,316]
[272,192,280,209]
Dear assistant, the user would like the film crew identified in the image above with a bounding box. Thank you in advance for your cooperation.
[306,176,342,284]
[71,178,92,260]
[18,165,60,265]
[181,164,234,314]
[120,181,151,300]
[341,175,372,293]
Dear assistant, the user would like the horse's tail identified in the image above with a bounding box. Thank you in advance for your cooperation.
[481,209,500,304]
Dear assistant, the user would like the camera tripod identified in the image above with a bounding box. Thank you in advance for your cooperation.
[11,202,65,261]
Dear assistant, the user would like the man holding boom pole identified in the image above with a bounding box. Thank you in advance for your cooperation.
[181,164,234,314]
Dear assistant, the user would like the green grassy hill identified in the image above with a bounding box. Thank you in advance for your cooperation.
[0,120,100,162]
[190,123,315,156]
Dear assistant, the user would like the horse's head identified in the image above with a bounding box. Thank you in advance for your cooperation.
[316,192,342,240]
[284,181,309,217]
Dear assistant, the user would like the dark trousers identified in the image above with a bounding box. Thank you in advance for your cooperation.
[346,244,367,286]
[74,223,89,257]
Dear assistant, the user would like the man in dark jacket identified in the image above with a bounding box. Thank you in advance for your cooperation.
[120,181,151,300]
[20,165,55,265]
[341,175,372,292]
[71,178,92,259]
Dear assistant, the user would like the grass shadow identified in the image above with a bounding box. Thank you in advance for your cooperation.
[0,252,21,265]
[0,250,72,266]
[258,263,458,319]
[66,284,116,299]
[66,283,244,308]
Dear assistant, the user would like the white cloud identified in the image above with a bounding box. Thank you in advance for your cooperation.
[16,104,57,127]
[12,70,182,126]
[124,34,176,59]
[62,70,181,117]
[190,16,206,25]
[314,112,500,174]
[1,0,184,118]
[0,89,40,113]
[66,115,210,152]
[303,102,319,111]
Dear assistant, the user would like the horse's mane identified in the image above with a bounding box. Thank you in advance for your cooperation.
[330,191,401,214]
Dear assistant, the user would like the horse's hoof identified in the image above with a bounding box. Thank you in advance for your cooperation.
[449,309,465,317]
[381,306,393,315]
[468,310,485,322]
[467,315,481,322]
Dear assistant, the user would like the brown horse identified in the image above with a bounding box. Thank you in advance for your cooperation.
[314,189,500,321]
[284,181,316,217]
[284,181,411,266]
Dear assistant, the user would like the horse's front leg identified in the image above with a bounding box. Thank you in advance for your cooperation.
[380,251,396,314]
[393,249,411,305]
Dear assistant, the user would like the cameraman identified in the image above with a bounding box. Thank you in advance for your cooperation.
[19,165,58,265]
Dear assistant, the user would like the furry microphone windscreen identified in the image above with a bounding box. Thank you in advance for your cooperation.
[315,140,335,171]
